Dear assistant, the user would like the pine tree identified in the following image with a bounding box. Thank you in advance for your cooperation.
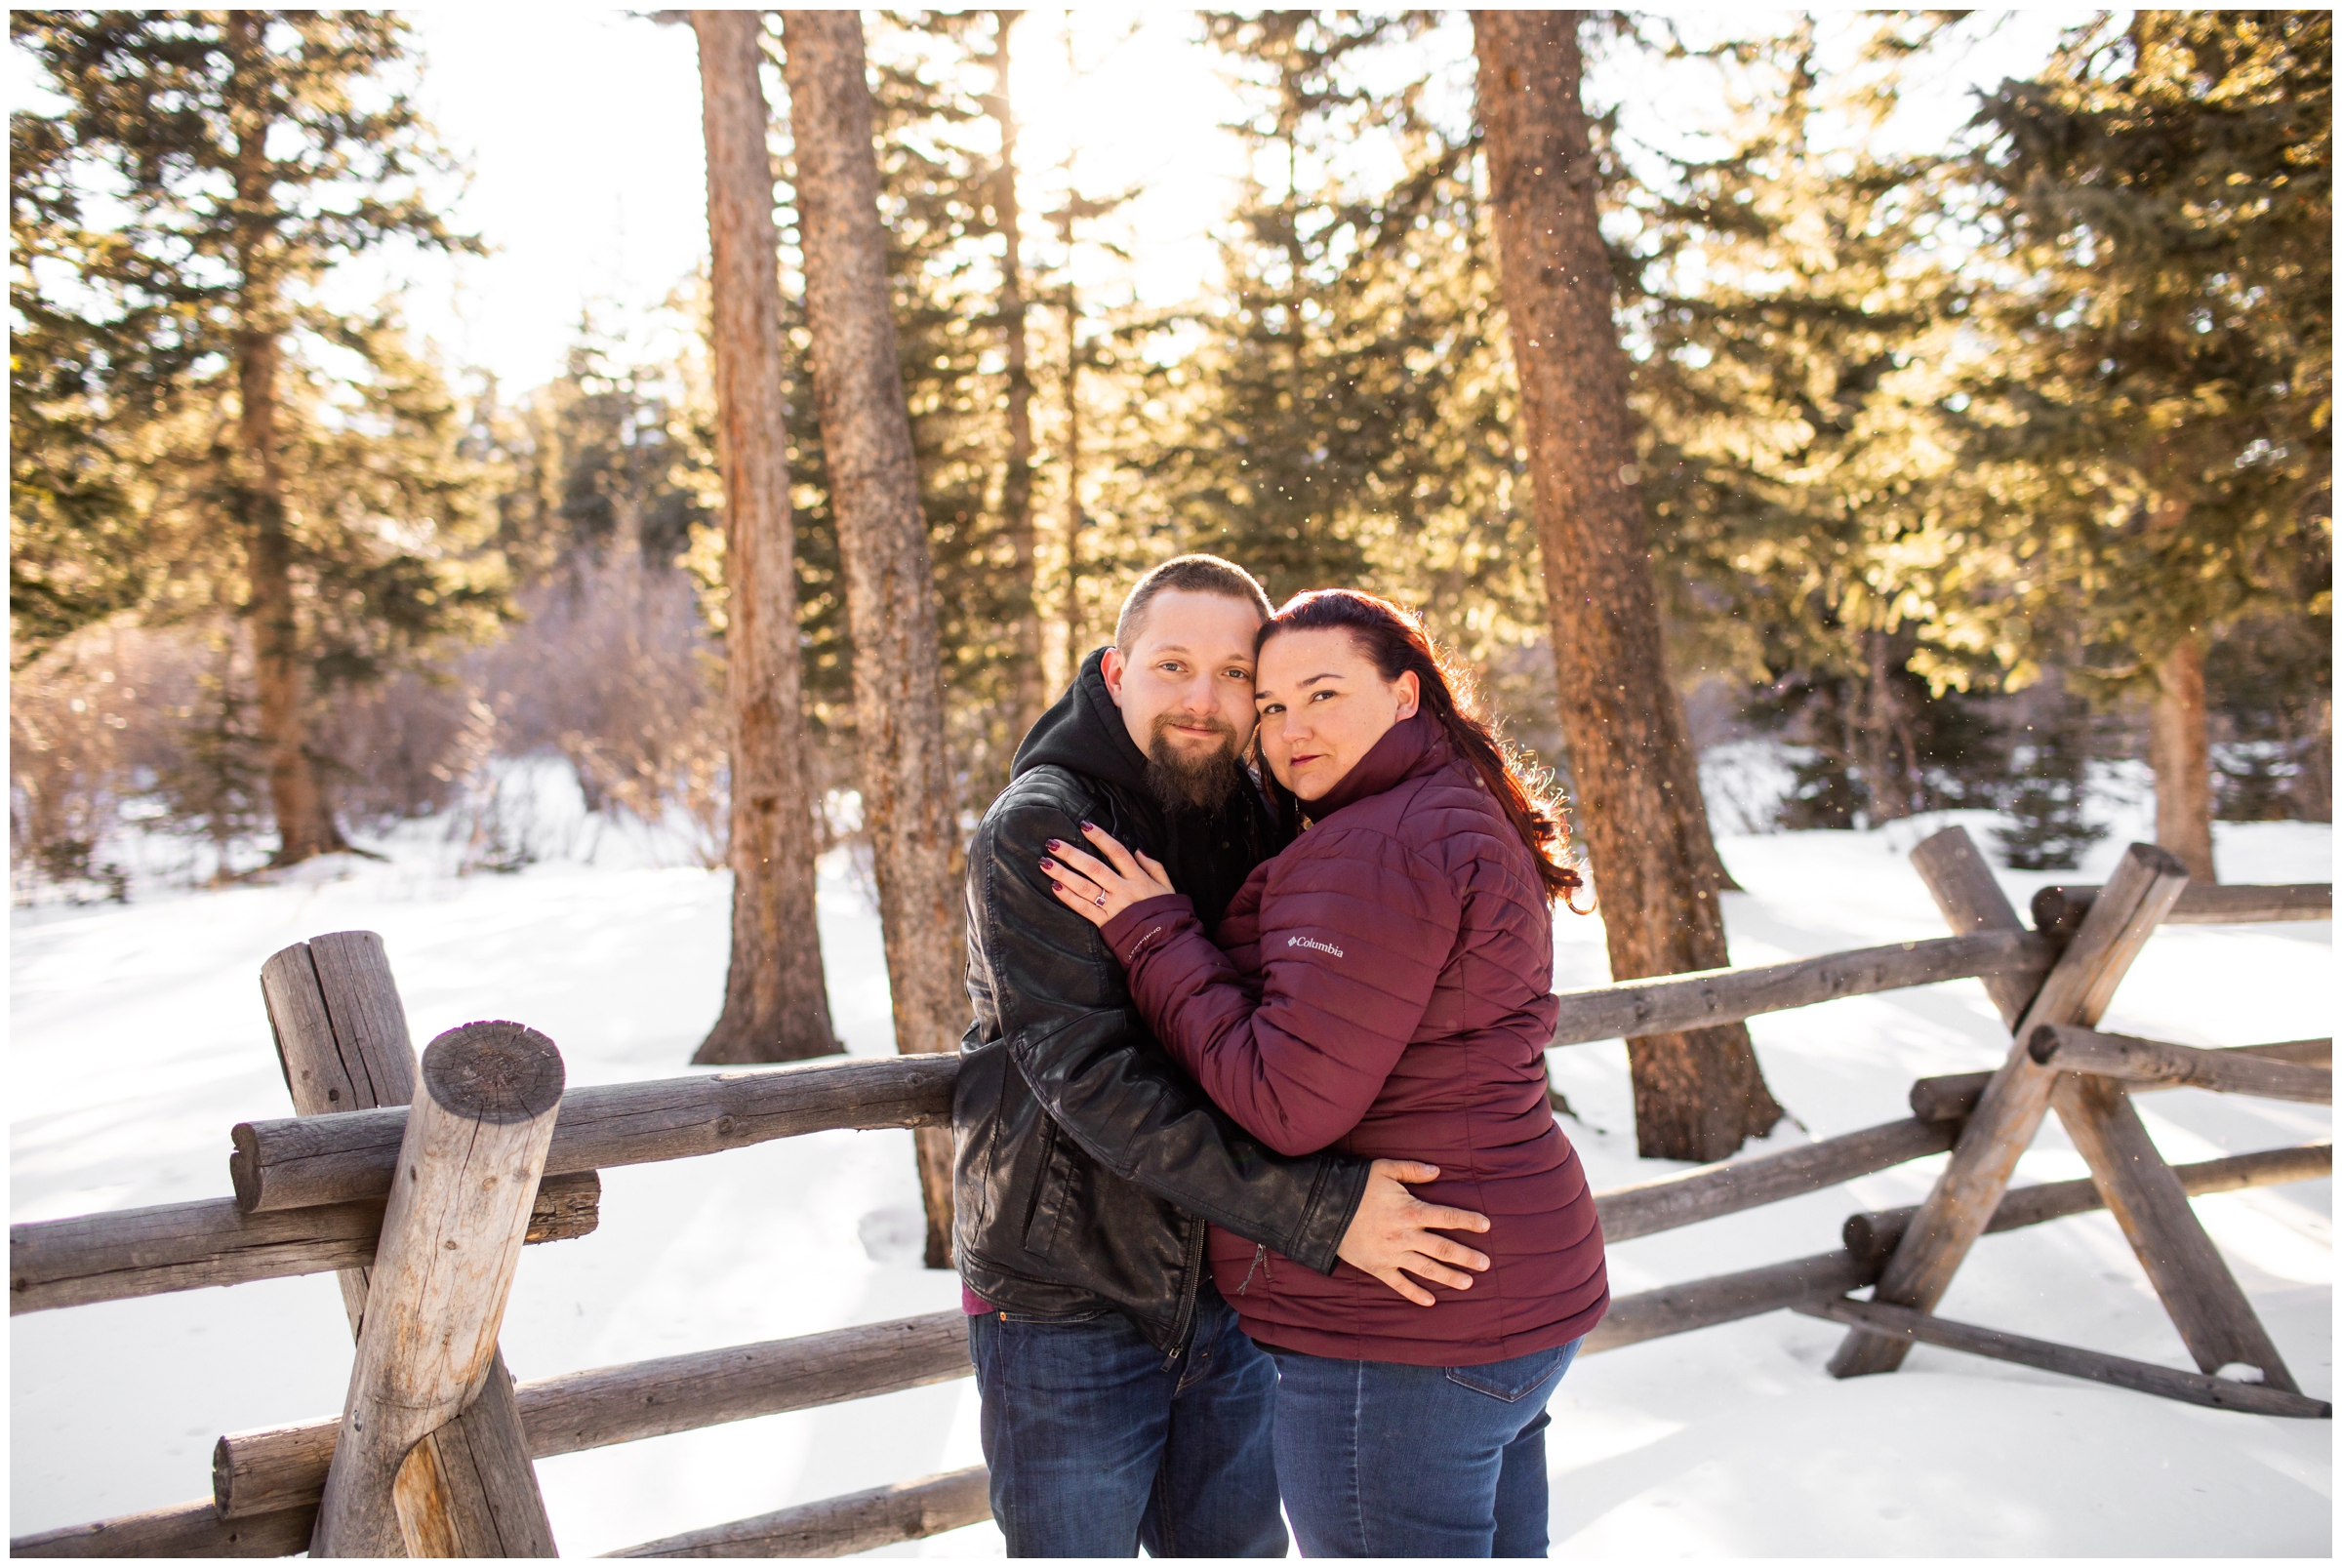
[1921,12,2332,881]
[1159,19,1484,607]
[1994,694,2109,871]
[9,101,196,663]
[982,10,1047,736]
[1616,18,2010,827]
[13,11,494,864]
[1041,164,1133,686]
[2203,599,2333,822]
[1156,14,1391,596]
[1157,14,1548,683]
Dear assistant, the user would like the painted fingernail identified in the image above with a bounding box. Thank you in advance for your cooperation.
[1051,882,1063,893]
[1045,839,1063,850]
[1079,821,1097,831]
[1039,857,1056,869]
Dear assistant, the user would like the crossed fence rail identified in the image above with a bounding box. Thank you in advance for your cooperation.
[9,827,2329,1557]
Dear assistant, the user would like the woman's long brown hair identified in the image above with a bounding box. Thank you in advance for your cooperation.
[1258,590,1590,911]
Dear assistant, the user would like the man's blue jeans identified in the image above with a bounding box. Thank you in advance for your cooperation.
[966,1285,1286,1558]
[1267,1337,1582,1557]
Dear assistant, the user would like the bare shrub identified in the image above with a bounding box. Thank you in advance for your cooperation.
[476,542,729,866]
[12,544,736,893]
[315,666,472,830]
[11,654,131,899]
[8,623,253,897]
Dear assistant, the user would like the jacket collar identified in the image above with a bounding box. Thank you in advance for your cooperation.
[1010,647,1151,795]
[1303,709,1446,820]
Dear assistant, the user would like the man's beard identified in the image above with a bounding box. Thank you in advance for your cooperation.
[1144,715,1246,814]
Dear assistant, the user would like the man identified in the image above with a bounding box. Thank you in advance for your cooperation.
[954,554,1496,1556]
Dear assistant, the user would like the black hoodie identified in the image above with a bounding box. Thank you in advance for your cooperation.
[953,648,1367,1350]
[1009,647,1282,929]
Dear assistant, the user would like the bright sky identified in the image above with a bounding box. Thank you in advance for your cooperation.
[11,9,2082,394]
[375,8,1260,389]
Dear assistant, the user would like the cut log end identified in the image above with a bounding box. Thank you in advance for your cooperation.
[1910,1071,1991,1123]
[527,1171,602,1244]
[421,1023,566,1125]
[227,1125,262,1213]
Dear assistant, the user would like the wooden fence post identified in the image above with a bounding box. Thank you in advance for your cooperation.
[2049,1073,2302,1391]
[1872,834,2301,1391]
[261,933,557,1554]
[1830,833,2189,1378]
[310,1023,563,1557]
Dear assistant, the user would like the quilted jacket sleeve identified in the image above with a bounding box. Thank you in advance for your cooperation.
[1104,825,1463,1157]
[973,789,1369,1270]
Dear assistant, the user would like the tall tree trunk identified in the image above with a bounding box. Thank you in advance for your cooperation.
[1060,277,1084,678]
[1667,678,1742,899]
[1472,10,1782,1161]
[988,11,1045,736]
[690,10,840,1066]
[2294,695,2333,823]
[780,10,965,1267]
[1861,628,1916,824]
[2149,631,2217,881]
[1055,151,1086,682]
[227,13,343,868]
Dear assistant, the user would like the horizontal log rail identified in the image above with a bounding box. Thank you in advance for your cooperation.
[2032,881,2332,937]
[1583,1248,1877,1352]
[1797,1297,2332,1419]
[1843,1142,2333,1269]
[606,1467,991,1559]
[230,1053,959,1214]
[1595,1116,1957,1243]
[214,1311,973,1519]
[1590,1142,2332,1354]
[9,1174,600,1317]
[1909,1037,2333,1122]
[225,938,2049,1216]
[1547,930,2052,1049]
[8,1499,316,1560]
[2029,1025,2333,1104]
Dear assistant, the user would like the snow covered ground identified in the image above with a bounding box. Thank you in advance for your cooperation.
[10,769,2332,1555]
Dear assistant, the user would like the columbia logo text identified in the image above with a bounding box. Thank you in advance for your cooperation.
[1287,936,1345,958]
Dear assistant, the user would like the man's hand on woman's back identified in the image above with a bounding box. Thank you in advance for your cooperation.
[1337,1159,1492,1307]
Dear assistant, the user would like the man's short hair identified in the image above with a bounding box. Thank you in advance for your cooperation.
[1113,554,1274,649]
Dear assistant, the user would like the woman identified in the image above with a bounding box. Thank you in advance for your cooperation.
[1039,589,1607,1558]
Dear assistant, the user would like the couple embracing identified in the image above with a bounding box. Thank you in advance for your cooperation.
[952,555,1609,1558]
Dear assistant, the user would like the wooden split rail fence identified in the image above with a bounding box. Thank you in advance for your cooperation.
[9,830,2330,1556]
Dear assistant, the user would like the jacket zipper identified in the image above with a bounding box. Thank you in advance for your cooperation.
[1164,1218,1207,1367]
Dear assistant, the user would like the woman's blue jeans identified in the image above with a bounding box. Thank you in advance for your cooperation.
[1267,1337,1582,1558]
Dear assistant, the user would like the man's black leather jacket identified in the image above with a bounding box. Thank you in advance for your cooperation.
[952,652,1372,1353]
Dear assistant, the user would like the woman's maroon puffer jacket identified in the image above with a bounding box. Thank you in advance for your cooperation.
[1101,710,1607,1366]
